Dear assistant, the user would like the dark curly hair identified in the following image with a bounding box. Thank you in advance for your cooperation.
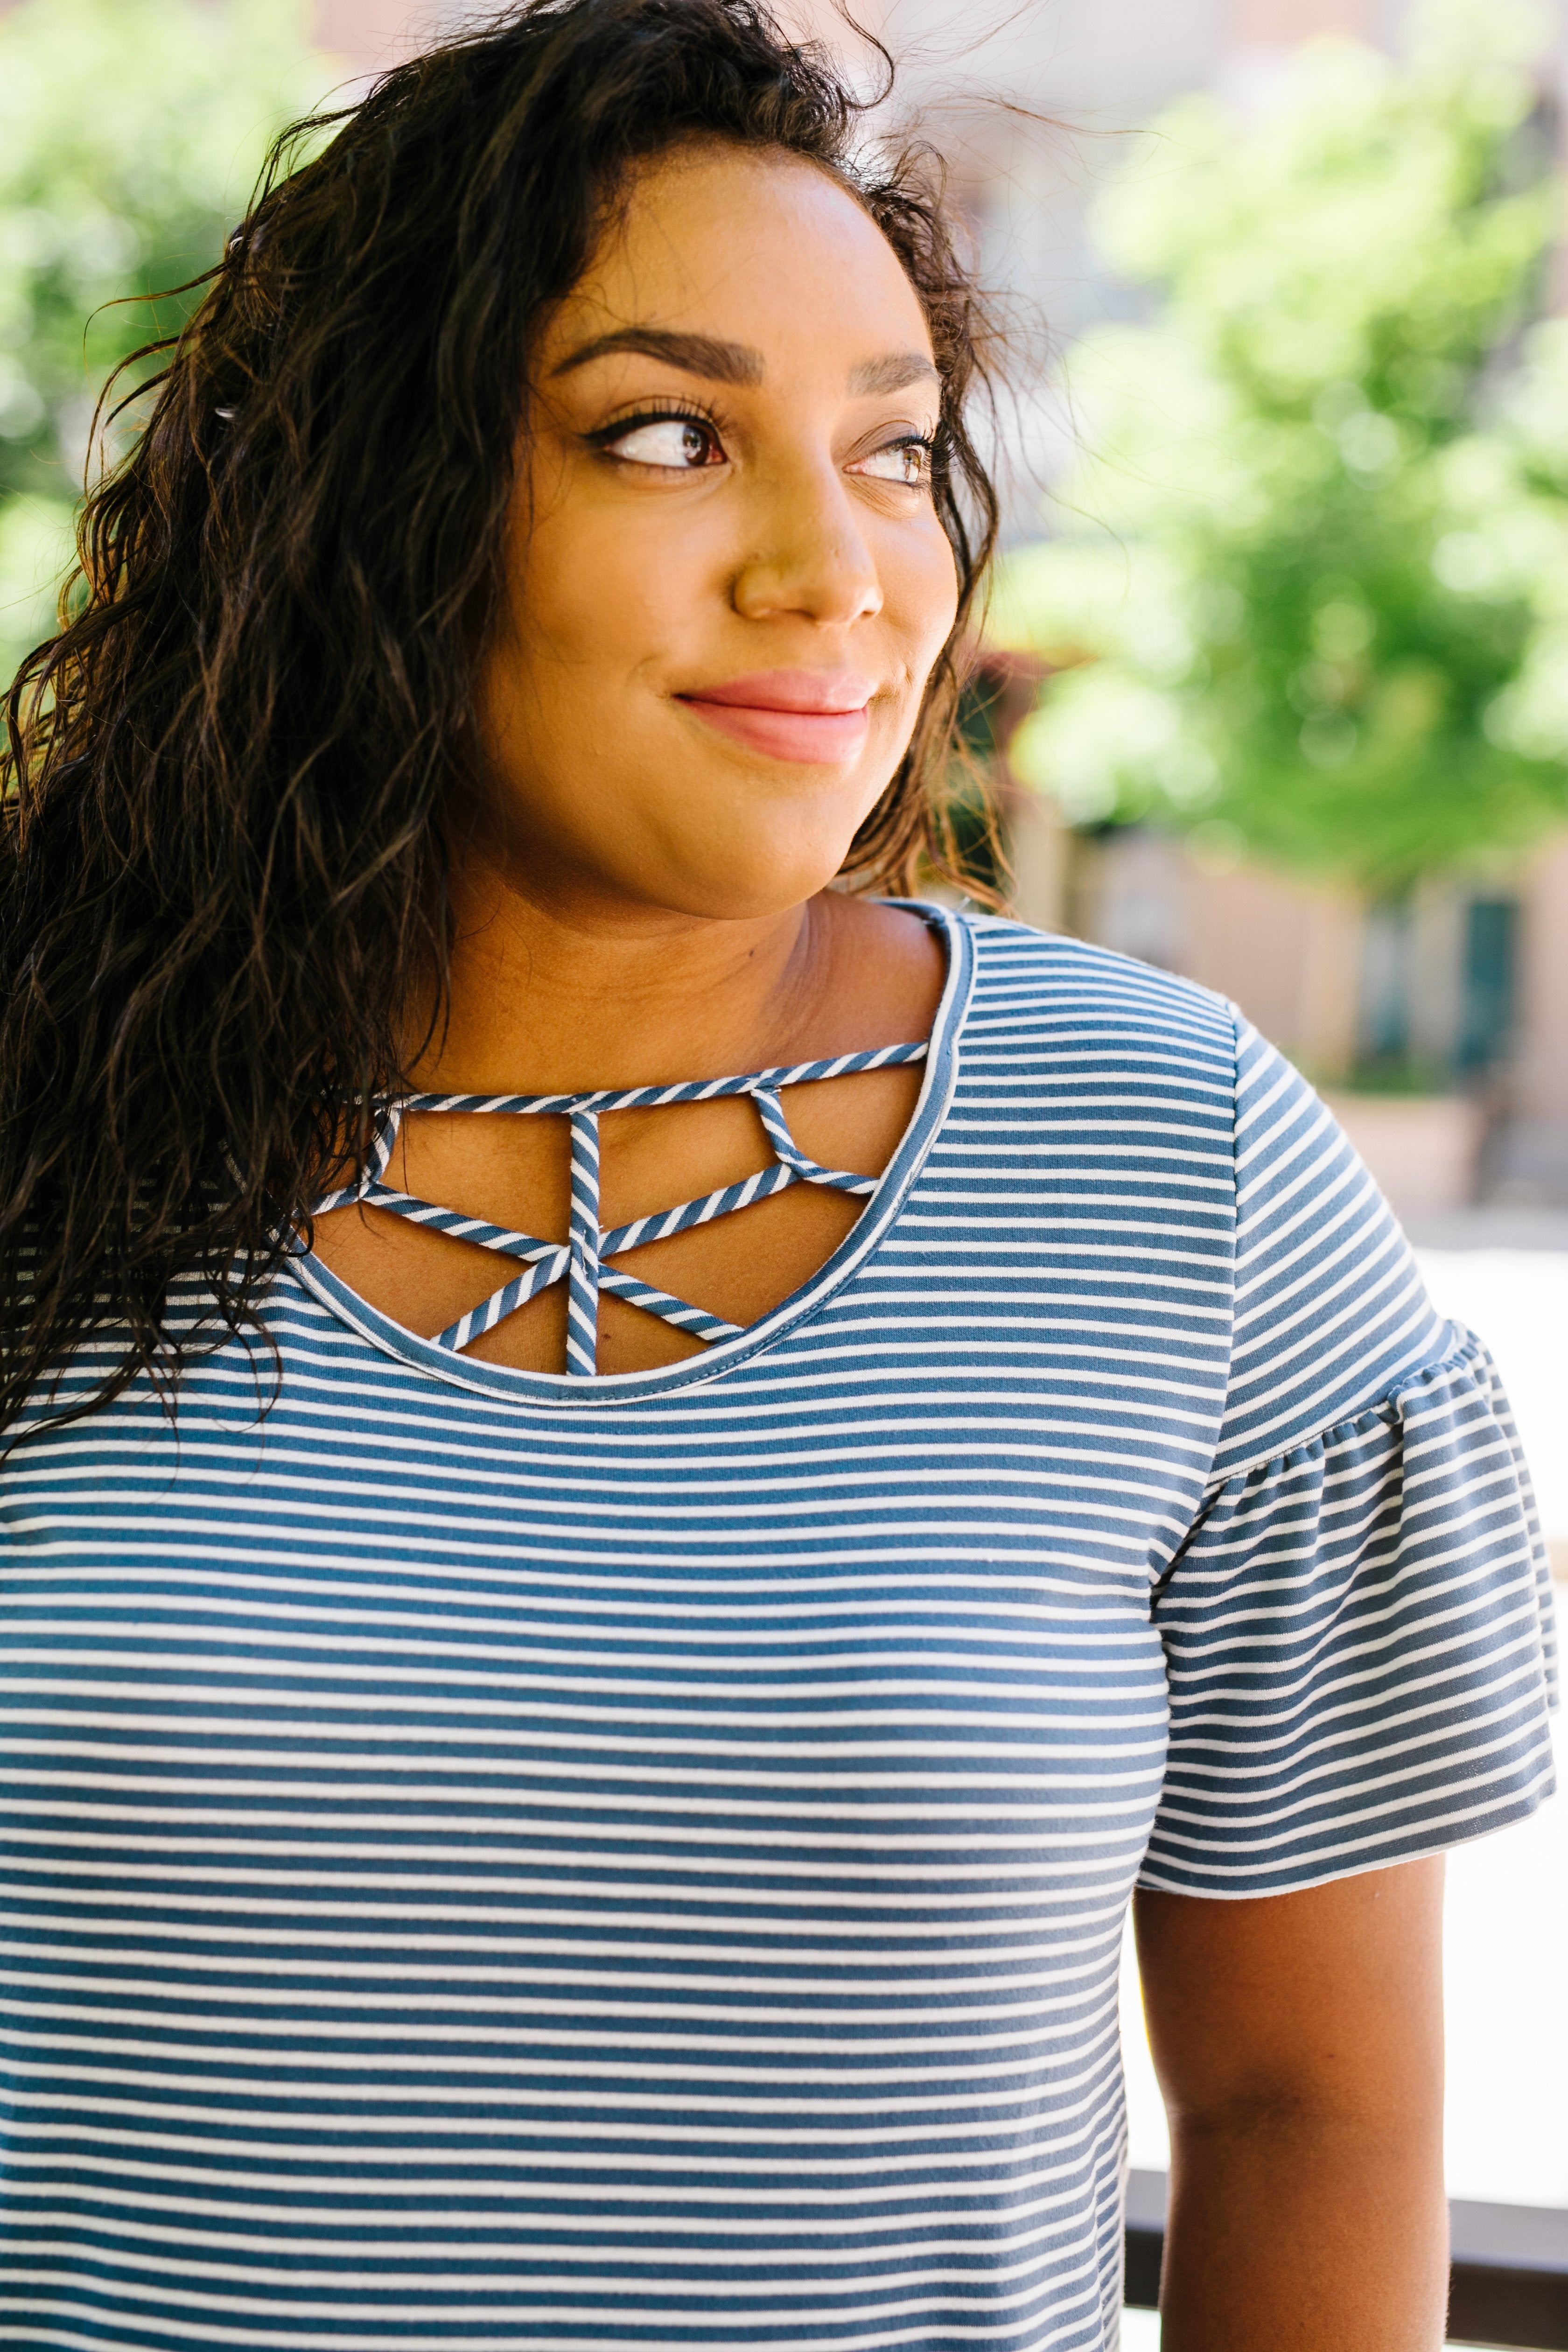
[0,0,1001,1440]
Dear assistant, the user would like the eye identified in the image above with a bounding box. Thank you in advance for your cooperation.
[602,415,723,470]
[851,437,933,487]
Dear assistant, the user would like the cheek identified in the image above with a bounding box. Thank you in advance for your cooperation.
[515,504,687,681]
[887,514,961,669]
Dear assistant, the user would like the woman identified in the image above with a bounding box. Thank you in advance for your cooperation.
[0,3,1555,2346]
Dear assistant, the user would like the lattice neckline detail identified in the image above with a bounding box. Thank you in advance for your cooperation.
[315,1040,929,1378]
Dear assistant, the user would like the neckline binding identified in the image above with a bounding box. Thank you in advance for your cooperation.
[316,1042,929,1375]
[291,901,972,1409]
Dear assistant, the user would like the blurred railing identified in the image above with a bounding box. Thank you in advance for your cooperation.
[1125,2170,1568,2348]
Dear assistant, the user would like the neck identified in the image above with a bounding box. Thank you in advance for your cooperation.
[409,857,840,1096]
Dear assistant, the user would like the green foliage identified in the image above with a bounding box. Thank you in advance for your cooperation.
[994,0,1568,889]
[0,0,332,683]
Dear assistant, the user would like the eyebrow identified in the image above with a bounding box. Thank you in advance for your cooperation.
[551,329,764,384]
[551,328,941,399]
[848,352,941,396]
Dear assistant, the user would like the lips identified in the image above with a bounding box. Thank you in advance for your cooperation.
[674,670,875,765]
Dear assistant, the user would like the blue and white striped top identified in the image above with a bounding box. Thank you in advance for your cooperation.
[0,909,1556,2352]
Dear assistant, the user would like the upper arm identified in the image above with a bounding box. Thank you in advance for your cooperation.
[1133,1858,1446,2133]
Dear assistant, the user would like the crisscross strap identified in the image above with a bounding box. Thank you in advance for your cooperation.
[314,1040,927,1375]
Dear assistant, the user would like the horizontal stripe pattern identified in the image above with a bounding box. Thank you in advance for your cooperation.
[0,911,1554,2352]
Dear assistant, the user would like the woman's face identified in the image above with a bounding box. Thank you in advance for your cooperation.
[474,140,961,925]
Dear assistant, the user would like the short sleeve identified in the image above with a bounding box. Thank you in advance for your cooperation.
[1140,1019,1558,1898]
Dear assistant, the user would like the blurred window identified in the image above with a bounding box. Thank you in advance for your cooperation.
[1358,895,1414,1065]
[1459,897,1519,1072]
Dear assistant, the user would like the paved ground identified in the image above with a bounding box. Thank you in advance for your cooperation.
[1119,2310,1162,2346]
[1120,1229,1568,2339]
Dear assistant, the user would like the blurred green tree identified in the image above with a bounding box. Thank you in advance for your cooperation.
[0,0,330,684]
[993,0,1568,890]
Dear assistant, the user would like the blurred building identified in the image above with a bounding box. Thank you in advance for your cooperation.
[315,0,436,57]
[1050,825,1568,1213]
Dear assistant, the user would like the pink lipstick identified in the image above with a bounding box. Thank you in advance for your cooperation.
[674,669,874,764]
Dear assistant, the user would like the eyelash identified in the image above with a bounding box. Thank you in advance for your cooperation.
[876,433,938,485]
[587,398,725,464]
[587,399,938,483]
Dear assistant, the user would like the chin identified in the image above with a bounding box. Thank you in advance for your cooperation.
[663,870,838,923]
[645,840,854,923]
[627,792,871,916]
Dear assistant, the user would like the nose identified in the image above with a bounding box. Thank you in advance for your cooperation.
[729,456,883,628]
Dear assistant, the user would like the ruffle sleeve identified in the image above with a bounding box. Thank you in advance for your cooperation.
[1141,1325,1556,1896]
